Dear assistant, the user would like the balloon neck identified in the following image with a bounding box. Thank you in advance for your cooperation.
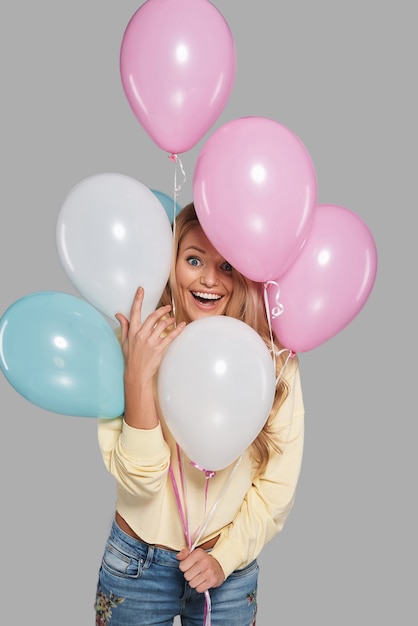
[190,461,216,479]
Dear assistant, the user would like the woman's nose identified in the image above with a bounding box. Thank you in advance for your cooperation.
[200,268,219,287]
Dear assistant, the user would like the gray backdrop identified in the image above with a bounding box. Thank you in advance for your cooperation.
[1,2,415,624]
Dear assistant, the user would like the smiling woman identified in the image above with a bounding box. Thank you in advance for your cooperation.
[160,204,255,326]
[174,220,234,320]
[94,202,305,625]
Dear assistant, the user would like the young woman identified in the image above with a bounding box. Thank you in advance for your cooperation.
[95,203,304,625]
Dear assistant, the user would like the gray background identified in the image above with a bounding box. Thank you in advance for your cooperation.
[1,1,416,624]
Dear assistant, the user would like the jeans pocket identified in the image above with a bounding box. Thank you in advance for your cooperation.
[101,539,142,579]
[229,558,259,579]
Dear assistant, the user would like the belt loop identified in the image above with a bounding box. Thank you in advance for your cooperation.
[143,544,155,569]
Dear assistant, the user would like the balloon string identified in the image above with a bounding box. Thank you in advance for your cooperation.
[263,281,280,376]
[274,348,295,386]
[190,461,216,479]
[190,456,242,626]
[264,280,284,320]
[168,153,186,322]
[169,449,243,626]
[189,462,216,544]
[169,446,212,625]
[190,455,243,551]
[169,444,190,545]
[168,153,187,213]
[203,590,212,626]
[263,281,294,385]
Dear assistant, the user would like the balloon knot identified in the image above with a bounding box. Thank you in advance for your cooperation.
[263,280,284,318]
[168,153,178,162]
[190,461,216,479]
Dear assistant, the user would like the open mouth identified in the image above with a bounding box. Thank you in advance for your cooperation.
[191,291,222,305]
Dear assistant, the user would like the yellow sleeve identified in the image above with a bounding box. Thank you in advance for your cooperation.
[97,416,171,498]
[210,364,305,579]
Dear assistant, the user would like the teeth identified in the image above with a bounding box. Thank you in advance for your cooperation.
[192,291,221,301]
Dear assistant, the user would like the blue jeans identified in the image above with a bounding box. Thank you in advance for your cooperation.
[95,520,258,625]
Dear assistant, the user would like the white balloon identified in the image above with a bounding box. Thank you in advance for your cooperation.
[56,173,173,321]
[158,316,276,471]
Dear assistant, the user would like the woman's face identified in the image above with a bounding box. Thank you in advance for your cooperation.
[175,225,234,323]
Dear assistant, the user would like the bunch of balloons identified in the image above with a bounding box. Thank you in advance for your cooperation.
[0,175,175,419]
[1,0,377,474]
[118,0,377,354]
[192,116,378,354]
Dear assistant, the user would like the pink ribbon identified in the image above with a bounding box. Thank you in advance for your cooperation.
[169,445,214,625]
[169,444,191,545]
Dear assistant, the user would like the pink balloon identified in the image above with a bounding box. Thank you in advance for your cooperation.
[120,0,236,154]
[267,204,378,352]
[193,116,318,281]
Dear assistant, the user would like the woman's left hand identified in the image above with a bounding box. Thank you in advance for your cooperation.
[177,548,225,593]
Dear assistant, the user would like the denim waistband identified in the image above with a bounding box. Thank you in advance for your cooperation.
[110,518,181,558]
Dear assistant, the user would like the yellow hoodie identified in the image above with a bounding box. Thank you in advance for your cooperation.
[97,361,304,579]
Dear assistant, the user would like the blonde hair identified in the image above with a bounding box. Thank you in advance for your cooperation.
[160,203,297,474]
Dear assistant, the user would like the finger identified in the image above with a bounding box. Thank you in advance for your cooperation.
[150,312,179,337]
[159,320,186,346]
[195,578,211,594]
[181,561,201,581]
[128,286,145,329]
[189,573,208,592]
[176,548,190,562]
[141,304,173,333]
[177,548,202,572]
[115,313,129,343]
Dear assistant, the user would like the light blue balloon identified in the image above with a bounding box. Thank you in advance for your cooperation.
[151,189,182,224]
[0,291,124,418]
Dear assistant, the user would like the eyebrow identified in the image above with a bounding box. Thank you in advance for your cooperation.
[183,245,207,254]
[182,244,230,265]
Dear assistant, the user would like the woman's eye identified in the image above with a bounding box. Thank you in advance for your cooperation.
[221,262,233,272]
[187,256,201,267]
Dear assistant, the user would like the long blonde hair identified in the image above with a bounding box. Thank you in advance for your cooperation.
[160,203,297,474]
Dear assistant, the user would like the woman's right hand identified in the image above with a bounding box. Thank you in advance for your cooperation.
[115,286,186,428]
